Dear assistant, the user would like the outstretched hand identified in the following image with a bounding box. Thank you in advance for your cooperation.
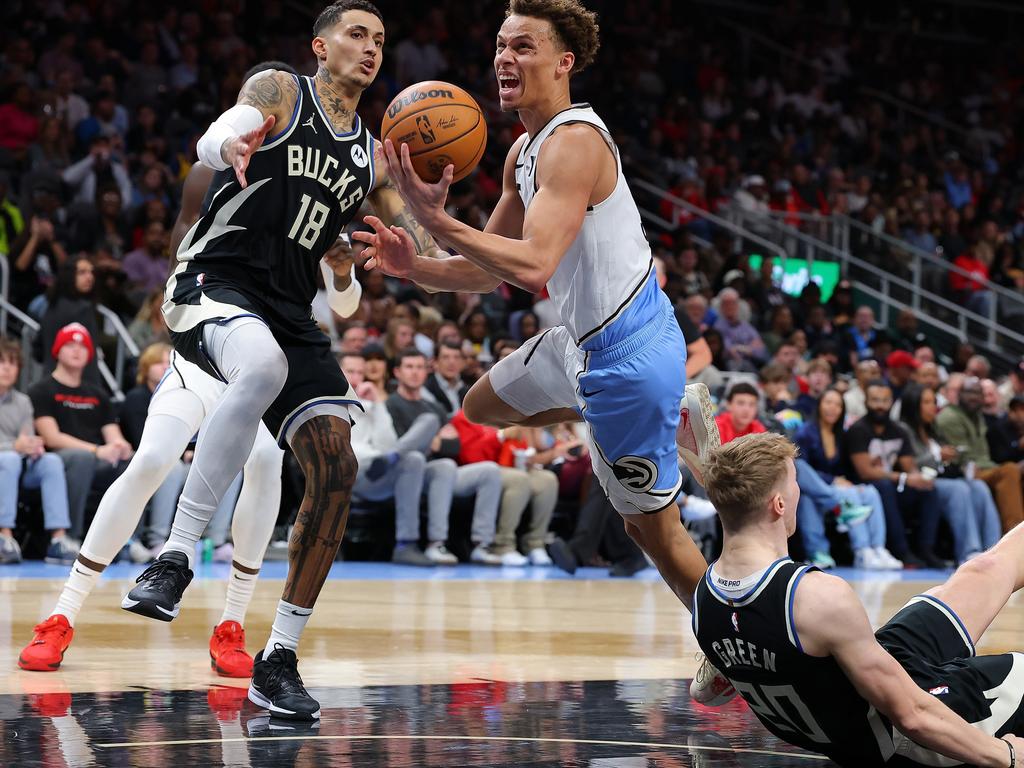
[382,138,454,225]
[223,115,276,188]
[352,215,418,278]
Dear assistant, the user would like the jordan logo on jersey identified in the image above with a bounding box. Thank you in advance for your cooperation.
[286,145,366,213]
[302,115,317,134]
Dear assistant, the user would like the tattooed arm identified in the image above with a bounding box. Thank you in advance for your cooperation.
[235,69,299,127]
[197,69,298,187]
[363,139,508,294]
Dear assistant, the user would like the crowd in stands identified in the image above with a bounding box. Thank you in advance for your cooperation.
[0,1,1023,573]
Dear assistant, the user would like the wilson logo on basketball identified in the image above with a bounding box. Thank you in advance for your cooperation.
[612,456,659,493]
[387,88,454,119]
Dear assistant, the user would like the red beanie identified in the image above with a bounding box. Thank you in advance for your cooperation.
[51,322,95,362]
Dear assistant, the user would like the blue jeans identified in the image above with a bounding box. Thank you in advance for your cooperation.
[933,477,1001,562]
[796,462,886,556]
[871,479,942,559]
[0,451,71,531]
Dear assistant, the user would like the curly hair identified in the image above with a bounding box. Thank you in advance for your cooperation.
[506,0,600,75]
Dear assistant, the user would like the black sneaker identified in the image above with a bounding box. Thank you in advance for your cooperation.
[248,645,320,720]
[547,537,578,575]
[120,551,193,621]
[609,554,648,578]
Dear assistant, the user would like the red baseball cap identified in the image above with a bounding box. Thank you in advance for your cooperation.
[51,322,95,362]
[886,350,920,370]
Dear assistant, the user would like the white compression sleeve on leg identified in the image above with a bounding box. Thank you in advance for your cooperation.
[320,259,362,318]
[197,104,265,171]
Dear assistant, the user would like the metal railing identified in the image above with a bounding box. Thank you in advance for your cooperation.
[96,304,139,392]
[0,254,11,336]
[0,294,126,400]
[837,215,1024,320]
[630,177,1024,358]
[0,296,43,387]
[0,253,134,398]
[730,210,1024,353]
[759,210,1024,328]
[632,178,790,267]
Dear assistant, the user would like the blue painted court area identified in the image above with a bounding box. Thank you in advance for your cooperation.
[1,560,953,582]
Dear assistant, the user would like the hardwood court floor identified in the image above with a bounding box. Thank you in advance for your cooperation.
[3,562,1024,767]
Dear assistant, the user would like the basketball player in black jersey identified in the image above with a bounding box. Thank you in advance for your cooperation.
[694,432,1024,767]
[123,1,453,720]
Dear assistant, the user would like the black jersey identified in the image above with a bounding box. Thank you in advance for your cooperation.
[165,74,375,332]
[693,559,894,765]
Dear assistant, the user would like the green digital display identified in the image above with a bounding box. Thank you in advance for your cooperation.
[747,255,842,301]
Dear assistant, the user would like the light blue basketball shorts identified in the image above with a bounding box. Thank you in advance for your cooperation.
[490,300,686,514]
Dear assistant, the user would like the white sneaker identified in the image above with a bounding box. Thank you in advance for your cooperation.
[469,544,503,565]
[0,532,22,564]
[874,547,904,570]
[424,542,458,565]
[854,547,884,570]
[689,654,737,706]
[677,383,720,487]
[681,496,717,522]
[212,542,234,563]
[527,547,552,566]
[129,539,154,564]
[499,550,528,566]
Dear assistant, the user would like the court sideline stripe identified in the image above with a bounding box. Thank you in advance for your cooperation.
[95,732,828,760]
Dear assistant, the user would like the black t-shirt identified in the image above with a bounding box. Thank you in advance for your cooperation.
[28,377,116,445]
[674,307,701,345]
[845,417,913,479]
[118,385,152,449]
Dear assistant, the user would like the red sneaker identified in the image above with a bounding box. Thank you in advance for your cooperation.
[29,691,72,717]
[18,615,74,671]
[207,685,250,720]
[210,620,253,678]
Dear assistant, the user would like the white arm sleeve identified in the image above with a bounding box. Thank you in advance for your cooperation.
[196,104,265,171]
[320,259,362,319]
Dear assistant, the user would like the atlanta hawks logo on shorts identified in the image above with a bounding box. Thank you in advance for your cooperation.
[612,455,659,493]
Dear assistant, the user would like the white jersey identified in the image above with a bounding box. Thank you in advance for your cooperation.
[514,104,655,349]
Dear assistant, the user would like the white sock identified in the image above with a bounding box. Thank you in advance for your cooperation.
[219,564,258,625]
[52,561,102,626]
[264,600,311,657]
[161,495,219,570]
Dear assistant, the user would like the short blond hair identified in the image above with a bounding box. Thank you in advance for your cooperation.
[137,342,171,385]
[703,432,798,532]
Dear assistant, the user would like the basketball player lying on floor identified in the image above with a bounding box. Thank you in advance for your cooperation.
[17,62,364,678]
[694,431,1024,768]
[354,0,729,702]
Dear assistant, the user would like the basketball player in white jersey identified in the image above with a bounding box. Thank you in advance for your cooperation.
[17,61,363,679]
[356,0,730,701]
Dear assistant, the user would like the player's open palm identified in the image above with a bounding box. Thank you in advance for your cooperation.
[354,215,417,278]
[223,115,276,188]
[383,139,453,222]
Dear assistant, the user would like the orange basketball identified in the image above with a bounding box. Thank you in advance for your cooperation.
[381,80,487,184]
